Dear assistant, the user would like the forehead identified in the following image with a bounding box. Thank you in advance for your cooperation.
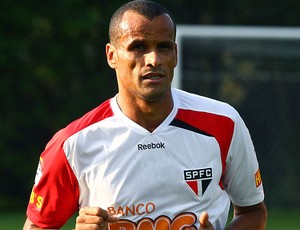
[118,11,175,43]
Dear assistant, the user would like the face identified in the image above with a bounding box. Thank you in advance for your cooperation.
[106,11,177,103]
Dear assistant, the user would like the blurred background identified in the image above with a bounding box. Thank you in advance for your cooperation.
[1,0,299,228]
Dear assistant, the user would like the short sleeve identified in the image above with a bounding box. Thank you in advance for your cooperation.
[26,130,79,229]
[223,112,264,206]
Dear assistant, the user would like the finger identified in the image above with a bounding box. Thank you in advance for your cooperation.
[76,215,104,224]
[77,207,119,226]
[199,212,209,226]
[75,216,108,230]
[76,215,85,224]
[199,212,214,230]
[107,215,119,223]
[79,207,109,219]
[79,207,103,216]
[97,208,119,223]
[75,223,101,230]
[97,207,109,219]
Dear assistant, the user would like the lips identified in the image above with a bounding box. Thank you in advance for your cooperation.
[142,72,164,80]
[147,76,160,80]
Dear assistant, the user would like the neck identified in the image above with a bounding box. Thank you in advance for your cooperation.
[117,91,173,132]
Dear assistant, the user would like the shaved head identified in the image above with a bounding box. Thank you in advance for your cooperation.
[109,0,176,44]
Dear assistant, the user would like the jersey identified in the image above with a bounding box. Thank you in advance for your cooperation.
[26,88,264,229]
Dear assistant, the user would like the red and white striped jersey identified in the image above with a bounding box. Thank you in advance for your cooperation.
[26,88,264,229]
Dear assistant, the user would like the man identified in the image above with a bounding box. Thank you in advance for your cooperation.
[23,1,267,229]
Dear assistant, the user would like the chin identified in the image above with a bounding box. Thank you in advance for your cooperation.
[141,89,171,103]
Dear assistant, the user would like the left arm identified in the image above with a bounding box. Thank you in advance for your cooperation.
[226,201,267,230]
[197,202,267,230]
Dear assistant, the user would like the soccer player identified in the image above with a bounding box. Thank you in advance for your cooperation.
[23,1,267,229]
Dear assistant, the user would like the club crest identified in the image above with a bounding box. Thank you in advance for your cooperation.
[184,168,213,197]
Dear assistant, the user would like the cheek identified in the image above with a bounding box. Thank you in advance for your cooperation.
[165,56,177,71]
[118,53,139,72]
[117,60,139,83]
[163,51,177,68]
[171,51,178,67]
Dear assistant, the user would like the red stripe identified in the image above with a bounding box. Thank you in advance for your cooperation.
[186,181,199,196]
[175,109,234,189]
[63,98,114,136]
[27,99,114,228]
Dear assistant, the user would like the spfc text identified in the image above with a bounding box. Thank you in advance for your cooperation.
[184,168,212,180]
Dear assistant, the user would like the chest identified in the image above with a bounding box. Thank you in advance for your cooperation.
[74,126,223,209]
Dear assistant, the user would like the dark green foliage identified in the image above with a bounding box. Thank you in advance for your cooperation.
[0,0,299,210]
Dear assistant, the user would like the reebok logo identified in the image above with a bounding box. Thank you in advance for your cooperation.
[137,142,165,150]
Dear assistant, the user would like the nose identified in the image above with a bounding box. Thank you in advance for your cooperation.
[144,50,161,67]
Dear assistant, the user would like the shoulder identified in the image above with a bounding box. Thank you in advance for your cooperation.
[47,98,114,149]
[172,88,239,121]
[67,98,114,132]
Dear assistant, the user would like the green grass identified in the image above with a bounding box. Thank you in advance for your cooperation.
[0,212,77,230]
[1,209,299,229]
[265,209,300,230]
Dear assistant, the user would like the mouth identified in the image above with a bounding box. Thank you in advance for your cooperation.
[142,72,164,81]
[147,76,160,80]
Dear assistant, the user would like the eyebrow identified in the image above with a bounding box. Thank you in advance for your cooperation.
[127,39,174,48]
[126,39,145,49]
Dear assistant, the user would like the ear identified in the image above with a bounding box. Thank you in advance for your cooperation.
[174,43,178,68]
[106,43,117,69]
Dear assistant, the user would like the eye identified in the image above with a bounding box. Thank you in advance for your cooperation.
[131,43,147,52]
[158,42,174,51]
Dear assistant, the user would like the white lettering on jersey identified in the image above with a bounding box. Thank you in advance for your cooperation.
[184,168,212,180]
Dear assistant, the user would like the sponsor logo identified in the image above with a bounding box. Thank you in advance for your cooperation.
[254,169,262,188]
[30,187,44,210]
[108,212,197,230]
[137,142,165,150]
[108,202,156,216]
[184,168,213,197]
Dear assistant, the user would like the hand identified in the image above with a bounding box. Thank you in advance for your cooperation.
[199,212,214,230]
[75,207,119,230]
[183,212,214,230]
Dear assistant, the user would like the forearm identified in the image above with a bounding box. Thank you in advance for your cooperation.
[225,202,268,230]
[23,218,58,230]
[226,212,266,230]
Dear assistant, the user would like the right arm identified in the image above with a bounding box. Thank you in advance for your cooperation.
[24,129,80,229]
[23,218,57,230]
[23,207,119,230]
